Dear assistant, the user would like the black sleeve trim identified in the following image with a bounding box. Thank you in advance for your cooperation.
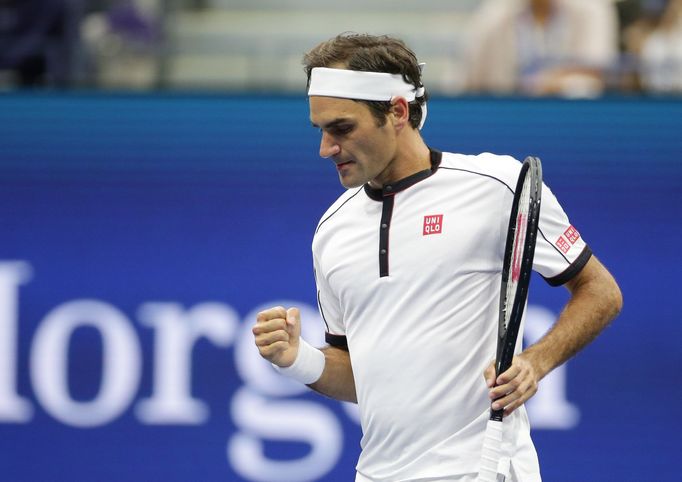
[543,245,593,287]
[325,333,348,350]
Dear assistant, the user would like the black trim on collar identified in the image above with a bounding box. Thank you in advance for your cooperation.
[364,148,442,201]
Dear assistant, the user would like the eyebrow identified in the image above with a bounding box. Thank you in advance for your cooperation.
[311,117,354,129]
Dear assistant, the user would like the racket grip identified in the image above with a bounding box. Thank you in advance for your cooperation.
[477,419,504,482]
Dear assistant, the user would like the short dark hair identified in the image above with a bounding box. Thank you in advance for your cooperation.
[303,33,428,129]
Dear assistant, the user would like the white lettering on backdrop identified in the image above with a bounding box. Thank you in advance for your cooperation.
[0,261,579,480]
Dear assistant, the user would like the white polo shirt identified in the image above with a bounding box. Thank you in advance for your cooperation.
[312,150,590,481]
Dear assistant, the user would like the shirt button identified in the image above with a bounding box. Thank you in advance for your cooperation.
[381,223,388,229]
[385,185,393,192]
[380,249,387,255]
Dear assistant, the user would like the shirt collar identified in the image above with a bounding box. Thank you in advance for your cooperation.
[364,148,442,201]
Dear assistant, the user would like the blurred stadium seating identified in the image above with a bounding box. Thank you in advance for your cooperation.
[2,0,680,95]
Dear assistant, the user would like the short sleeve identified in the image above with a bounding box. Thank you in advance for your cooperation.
[532,183,592,286]
[313,250,348,349]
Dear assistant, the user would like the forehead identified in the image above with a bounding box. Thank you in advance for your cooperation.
[309,96,371,127]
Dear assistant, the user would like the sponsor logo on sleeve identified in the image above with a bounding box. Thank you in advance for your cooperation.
[564,225,581,244]
[555,236,571,254]
[423,214,443,236]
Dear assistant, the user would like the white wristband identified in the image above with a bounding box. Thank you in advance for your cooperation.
[273,338,325,385]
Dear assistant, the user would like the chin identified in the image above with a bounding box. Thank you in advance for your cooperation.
[338,175,365,189]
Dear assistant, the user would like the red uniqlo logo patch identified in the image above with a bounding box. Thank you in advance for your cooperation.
[423,214,443,235]
[564,225,581,244]
[556,236,571,254]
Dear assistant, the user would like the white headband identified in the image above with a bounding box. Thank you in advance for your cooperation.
[308,66,428,129]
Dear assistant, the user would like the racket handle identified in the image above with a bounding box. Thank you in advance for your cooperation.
[477,419,505,482]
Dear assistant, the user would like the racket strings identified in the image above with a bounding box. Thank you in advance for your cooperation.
[503,176,532,329]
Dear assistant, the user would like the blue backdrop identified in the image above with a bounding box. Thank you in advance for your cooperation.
[0,93,680,481]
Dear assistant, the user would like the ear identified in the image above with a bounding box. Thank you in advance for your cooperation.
[389,96,410,130]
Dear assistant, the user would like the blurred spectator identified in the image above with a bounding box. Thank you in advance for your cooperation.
[465,0,619,97]
[0,0,82,87]
[80,0,161,89]
[615,0,651,92]
[638,0,682,92]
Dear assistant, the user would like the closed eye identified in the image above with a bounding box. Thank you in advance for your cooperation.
[312,118,356,137]
[329,124,354,136]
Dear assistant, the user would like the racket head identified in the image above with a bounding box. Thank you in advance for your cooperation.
[491,156,542,421]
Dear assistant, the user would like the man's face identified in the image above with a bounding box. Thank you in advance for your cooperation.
[309,96,397,189]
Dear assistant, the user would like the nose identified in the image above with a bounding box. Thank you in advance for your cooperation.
[319,131,341,159]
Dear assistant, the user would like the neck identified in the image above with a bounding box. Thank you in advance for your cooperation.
[369,131,431,188]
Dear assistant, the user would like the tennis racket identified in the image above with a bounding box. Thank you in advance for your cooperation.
[477,156,543,482]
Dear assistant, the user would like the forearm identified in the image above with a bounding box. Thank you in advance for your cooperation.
[523,256,623,379]
[488,257,622,416]
[308,346,357,403]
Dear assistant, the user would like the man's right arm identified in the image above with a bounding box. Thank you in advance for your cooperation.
[309,346,356,403]
[253,306,356,403]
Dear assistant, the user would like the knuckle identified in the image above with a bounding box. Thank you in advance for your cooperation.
[256,309,272,321]
[270,341,287,354]
[257,306,286,321]
[261,344,277,358]
[257,345,270,357]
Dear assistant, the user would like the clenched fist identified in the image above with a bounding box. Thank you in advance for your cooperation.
[252,306,301,367]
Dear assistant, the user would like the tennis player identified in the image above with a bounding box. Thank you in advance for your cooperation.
[252,33,622,482]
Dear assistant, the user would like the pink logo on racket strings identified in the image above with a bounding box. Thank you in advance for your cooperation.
[511,212,526,282]
[423,214,443,235]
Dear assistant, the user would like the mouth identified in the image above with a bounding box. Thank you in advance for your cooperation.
[335,160,354,170]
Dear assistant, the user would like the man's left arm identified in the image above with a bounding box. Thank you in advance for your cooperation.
[486,255,623,415]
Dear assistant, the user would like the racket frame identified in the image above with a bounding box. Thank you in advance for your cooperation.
[491,156,543,421]
[477,156,542,482]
